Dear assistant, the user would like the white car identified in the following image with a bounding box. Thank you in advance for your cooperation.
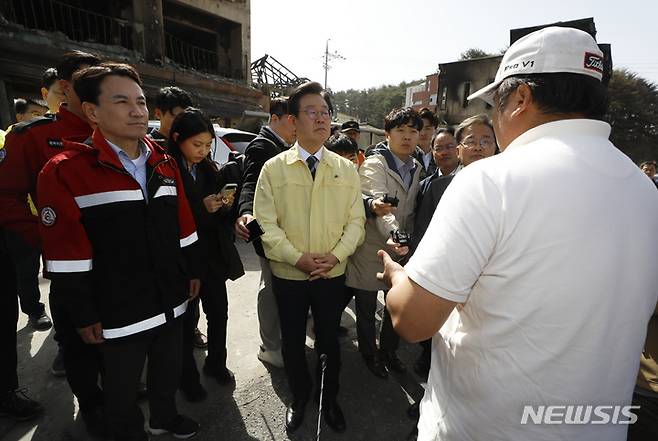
[148,121,257,164]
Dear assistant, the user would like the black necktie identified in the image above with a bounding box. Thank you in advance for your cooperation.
[306,155,318,179]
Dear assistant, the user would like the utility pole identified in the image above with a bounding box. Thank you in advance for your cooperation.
[323,39,345,90]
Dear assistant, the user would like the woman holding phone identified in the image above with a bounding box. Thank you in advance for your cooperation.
[168,108,244,401]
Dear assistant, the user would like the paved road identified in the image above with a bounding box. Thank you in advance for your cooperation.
[3,242,426,441]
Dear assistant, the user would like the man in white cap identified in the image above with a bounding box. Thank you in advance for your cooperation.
[379,26,658,440]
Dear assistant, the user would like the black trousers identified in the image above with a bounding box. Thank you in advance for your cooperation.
[0,231,19,393]
[49,280,103,410]
[101,320,183,441]
[353,288,399,357]
[272,275,344,404]
[181,277,229,386]
[342,285,355,310]
[628,390,658,440]
[4,231,44,317]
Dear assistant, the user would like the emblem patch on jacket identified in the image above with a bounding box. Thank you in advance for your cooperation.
[47,138,63,148]
[40,206,56,226]
[0,149,6,163]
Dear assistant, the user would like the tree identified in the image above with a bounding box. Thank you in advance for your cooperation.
[606,69,658,162]
[331,69,658,162]
[459,48,492,60]
[332,79,423,128]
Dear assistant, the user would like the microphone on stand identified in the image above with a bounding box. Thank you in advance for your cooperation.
[316,353,328,441]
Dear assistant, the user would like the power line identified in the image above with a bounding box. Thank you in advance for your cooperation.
[323,39,345,90]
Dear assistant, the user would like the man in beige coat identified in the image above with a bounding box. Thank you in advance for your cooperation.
[346,107,423,378]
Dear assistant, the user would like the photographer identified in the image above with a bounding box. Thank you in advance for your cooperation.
[345,107,422,379]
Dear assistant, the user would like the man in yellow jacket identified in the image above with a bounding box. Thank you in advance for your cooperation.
[254,81,365,434]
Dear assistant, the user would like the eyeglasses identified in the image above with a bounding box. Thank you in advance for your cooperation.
[302,109,332,120]
[460,138,496,149]
[432,143,457,152]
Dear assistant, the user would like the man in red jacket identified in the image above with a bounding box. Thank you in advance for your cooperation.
[39,62,201,441]
[0,50,100,424]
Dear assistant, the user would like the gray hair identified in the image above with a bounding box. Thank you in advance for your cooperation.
[454,114,493,143]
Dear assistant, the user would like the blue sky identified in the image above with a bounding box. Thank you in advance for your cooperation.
[251,0,658,91]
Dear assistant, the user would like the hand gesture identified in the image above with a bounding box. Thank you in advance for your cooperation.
[376,250,405,289]
[309,253,339,281]
[386,237,409,257]
[77,322,104,344]
[203,194,223,213]
[371,197,396,217]
[295,253,324,274]
[234,214,254,241]
[220,192,235,207]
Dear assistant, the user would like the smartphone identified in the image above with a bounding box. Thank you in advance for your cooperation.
[246,218,265,242]
[218,183,238,198]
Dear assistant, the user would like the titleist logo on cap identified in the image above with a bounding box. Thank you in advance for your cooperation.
[584,52,604,74]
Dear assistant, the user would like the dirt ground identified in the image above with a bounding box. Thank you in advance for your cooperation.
[2,242,426,441]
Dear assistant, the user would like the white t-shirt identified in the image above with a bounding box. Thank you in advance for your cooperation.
[406,119,658,441]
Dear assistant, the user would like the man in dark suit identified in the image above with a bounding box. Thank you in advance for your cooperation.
[413,108,439,181]
[234,97,296,368]
[412,114,496,253]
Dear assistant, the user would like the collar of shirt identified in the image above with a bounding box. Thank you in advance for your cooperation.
[422,150,432,169]
[266,126,289,148]
[188,163,198,180]
[296,142,323,163]
[106,139,152,201]
[390,150,414,187]
[504,119,612,153]
[106,139,151,170]
[391,150,413,173]
[439,163,463,177]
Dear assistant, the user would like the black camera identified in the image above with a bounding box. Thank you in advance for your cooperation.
[390,230,411,246]
[382,192,399,207]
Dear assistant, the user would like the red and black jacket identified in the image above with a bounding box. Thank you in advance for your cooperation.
[0,104,91,248]
[38,129,200,339]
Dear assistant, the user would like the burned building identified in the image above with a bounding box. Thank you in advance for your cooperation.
[404,73,439,113]
[432,17,611,126]
[436,56,502,126]
[0,0,265,128]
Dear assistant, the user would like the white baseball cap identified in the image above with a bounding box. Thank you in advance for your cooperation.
[467,26,604,105]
